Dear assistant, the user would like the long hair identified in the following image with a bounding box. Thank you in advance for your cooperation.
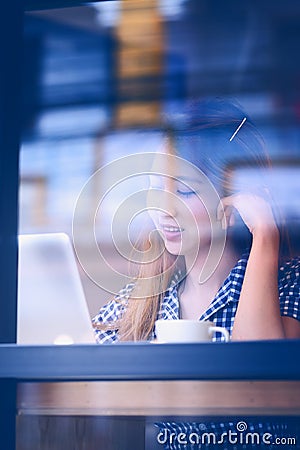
[95,98,279,341]
[118,231,180,341]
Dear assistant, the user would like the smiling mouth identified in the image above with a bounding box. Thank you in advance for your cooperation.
[161,225,184,233]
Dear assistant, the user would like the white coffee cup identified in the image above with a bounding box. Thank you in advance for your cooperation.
[154,319,230,343]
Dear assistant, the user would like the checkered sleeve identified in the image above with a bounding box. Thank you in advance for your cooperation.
[92,283,135,344]
[279,257,300,321]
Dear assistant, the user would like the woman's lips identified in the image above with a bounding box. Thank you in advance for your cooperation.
[160,224,184,240]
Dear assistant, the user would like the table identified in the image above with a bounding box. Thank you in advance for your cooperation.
[0,340,299,449]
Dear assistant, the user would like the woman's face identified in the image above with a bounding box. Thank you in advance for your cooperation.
[147,151,222,259]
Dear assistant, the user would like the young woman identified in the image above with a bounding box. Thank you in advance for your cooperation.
[93,98,300,343]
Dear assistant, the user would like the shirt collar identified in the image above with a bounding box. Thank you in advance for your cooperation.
[158,253,249,320]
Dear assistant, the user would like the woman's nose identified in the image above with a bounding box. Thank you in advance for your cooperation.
[147,187,178,218]
[159,189,178,218]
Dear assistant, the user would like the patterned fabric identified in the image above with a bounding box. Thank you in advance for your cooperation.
[92,255,300,344]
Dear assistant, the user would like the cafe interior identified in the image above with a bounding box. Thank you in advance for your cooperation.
[0,0,300,449]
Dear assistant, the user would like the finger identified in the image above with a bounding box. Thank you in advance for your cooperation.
[217,195,233,221]
[221,214,226,230]
[216,200,224,221]
[218,202,232,229]
[222,205,234,230]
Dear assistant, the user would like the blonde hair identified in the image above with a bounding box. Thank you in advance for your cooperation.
[93,231,182,341]
[119,233,179,340]
[94,98,277,341]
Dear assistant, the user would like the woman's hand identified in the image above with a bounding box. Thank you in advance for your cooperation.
[217,191,278,236]
[224,191,284,340]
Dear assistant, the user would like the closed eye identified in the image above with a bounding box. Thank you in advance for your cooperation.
[176,190,196,198]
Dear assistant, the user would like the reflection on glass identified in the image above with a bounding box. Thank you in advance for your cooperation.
[20,2,300,337]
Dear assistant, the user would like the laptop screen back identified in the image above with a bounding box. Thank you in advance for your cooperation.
[17,233,96,344]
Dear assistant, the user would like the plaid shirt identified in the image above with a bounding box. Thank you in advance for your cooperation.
[93,254,300,344]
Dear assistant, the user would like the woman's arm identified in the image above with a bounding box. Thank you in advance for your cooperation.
[219,193,285,340]
[282,317,300,338]
[232,224,285,339]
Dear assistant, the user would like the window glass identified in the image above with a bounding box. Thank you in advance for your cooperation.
[20,1,300,320]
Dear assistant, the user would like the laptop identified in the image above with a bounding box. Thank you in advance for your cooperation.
[17,233,96,344]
